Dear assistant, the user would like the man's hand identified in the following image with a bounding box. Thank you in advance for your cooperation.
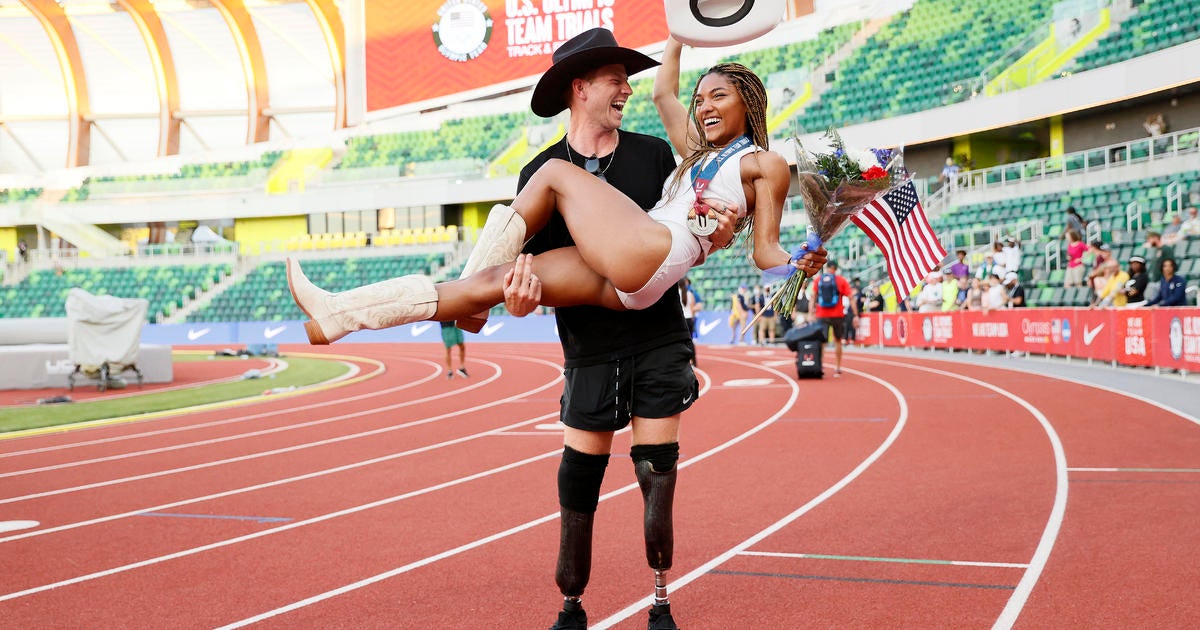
[794,246,828,277]
[503,253,542,317]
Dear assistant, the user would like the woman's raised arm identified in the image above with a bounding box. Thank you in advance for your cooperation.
[653,36,699,157]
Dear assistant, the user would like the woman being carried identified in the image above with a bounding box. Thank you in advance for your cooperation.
[288,37,824,344]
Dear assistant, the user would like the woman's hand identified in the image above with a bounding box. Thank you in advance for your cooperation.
[793,246,827,276]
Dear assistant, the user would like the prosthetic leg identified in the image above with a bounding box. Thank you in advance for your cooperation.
[286,259,438,344]
[632,443,680,630]
[552,446,609,630]
[455,203,527,332]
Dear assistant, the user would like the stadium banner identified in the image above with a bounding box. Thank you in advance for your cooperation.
[142,308,1200,372]
[1073,308,1117,363]
[1152,309,1200,372]
[364,0,669,112]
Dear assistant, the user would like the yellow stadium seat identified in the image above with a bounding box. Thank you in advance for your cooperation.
[401,228,416,245]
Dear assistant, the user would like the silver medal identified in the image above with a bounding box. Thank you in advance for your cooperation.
[687,201,718,237]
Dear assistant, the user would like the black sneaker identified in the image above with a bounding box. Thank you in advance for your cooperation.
[647,603,678,630]
[550,600,587,630]
[446,370,453,379]
[456,368,469,378]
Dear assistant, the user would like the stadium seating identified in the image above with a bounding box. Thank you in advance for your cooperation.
[61,152,284,202]
[188,254,450,322]
[0,263,231,321]
[792,0,1059,132]
[336,113,531,171]
[0,187,42,204]
[1067,0,1200,74]
[621,23,859,140]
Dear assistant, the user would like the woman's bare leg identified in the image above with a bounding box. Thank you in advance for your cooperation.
[432,247,626,320]
[513,160,672,293]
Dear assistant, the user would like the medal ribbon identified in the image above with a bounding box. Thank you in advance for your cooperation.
[690,135,751,213]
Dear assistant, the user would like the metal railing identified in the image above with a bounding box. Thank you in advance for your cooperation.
[927,125,1200,214]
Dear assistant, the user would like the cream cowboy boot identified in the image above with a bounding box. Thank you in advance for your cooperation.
[456,203,528,332]
[286,258,439,344]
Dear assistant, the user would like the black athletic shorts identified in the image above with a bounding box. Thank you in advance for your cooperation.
[560,340,698,432]
[819,316,846,341]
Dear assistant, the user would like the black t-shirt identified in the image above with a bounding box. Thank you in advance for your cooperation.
[1008,284,1026,307]
[1126,270,1149,302]
[519,130,689,367]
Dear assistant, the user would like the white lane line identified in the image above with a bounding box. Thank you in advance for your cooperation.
[1068,467,1200,473]
[211,357,773,629]
[0,448,564,604]
[595,366,907,629]
[0,411,558,544]
[0,356,428,459]
[0,359,509,478]
[0,359,564,504]
[738,550,1029,569]
[851,356,1069,630]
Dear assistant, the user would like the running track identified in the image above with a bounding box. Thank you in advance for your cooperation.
[1,343,1197,628]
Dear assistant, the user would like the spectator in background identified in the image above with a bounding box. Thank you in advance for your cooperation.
[1145,258,1187,306]
[965,277,985,311]
[916,273,943,313]
[1092,259,1130,308]
[16,239,28,264]
[939,157,960,188]
[940,269,959,311]
[989,242,1008,279]
[1123,255,1149,307]
[1001,236,1023,276]
[1143,113,1167,137]
[1064,229,1087,287]
[748,285,763,344]
[949,249,970,279]
[1144,231,1175,282]
[1003,271,1026,308]
[1162,213,1184,247]
[1085,238,1111,296]
[975,252,996,282]
[440,322,469,379]
[1063,206,1087,239]
[1179,206,1200,237]
[757,284,777,345]
[729,285,750,344]
[810,261,856,376]
[982,273,1005,314]
[678,278,697,344]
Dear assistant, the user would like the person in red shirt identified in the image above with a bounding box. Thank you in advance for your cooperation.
[810,261,857,376]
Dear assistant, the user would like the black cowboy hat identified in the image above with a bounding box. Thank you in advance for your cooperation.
[530,28,659,118]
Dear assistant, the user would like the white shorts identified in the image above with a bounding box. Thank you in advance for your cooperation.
[615,220,701,310]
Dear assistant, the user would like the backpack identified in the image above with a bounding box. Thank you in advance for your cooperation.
[816,273,840,309]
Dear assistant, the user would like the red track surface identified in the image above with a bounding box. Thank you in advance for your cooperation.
[0,343,1196,629]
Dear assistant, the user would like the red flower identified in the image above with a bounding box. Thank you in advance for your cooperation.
[862,165,888,180]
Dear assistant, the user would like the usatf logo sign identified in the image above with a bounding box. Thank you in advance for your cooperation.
[433,0,493,62]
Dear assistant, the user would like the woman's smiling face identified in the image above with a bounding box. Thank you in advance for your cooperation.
[693,72,747,146]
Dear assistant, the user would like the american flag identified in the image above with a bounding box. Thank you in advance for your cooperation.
[851,180,947,297]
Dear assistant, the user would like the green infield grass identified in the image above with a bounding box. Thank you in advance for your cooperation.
[0,354,351,434]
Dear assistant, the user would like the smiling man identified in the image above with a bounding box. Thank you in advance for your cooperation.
[515,28,737,630]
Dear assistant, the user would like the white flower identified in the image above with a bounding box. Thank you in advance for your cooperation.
[851,148,882,170]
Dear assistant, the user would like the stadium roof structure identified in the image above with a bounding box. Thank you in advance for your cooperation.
[0,0,345,173]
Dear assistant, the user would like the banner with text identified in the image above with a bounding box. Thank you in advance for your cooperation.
[854,307,1199,371]
[365,0,668,112]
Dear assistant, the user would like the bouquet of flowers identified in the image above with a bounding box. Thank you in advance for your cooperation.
[748,129,904,333]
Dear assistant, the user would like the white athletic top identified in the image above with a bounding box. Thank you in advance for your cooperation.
[615,143,761,310]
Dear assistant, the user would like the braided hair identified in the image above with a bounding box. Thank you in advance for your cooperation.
[669,62,770,241]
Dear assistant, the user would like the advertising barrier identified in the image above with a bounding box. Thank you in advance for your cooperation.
[365,0,668,112]
[147,307,1200,372]
[854,307,1200,372]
